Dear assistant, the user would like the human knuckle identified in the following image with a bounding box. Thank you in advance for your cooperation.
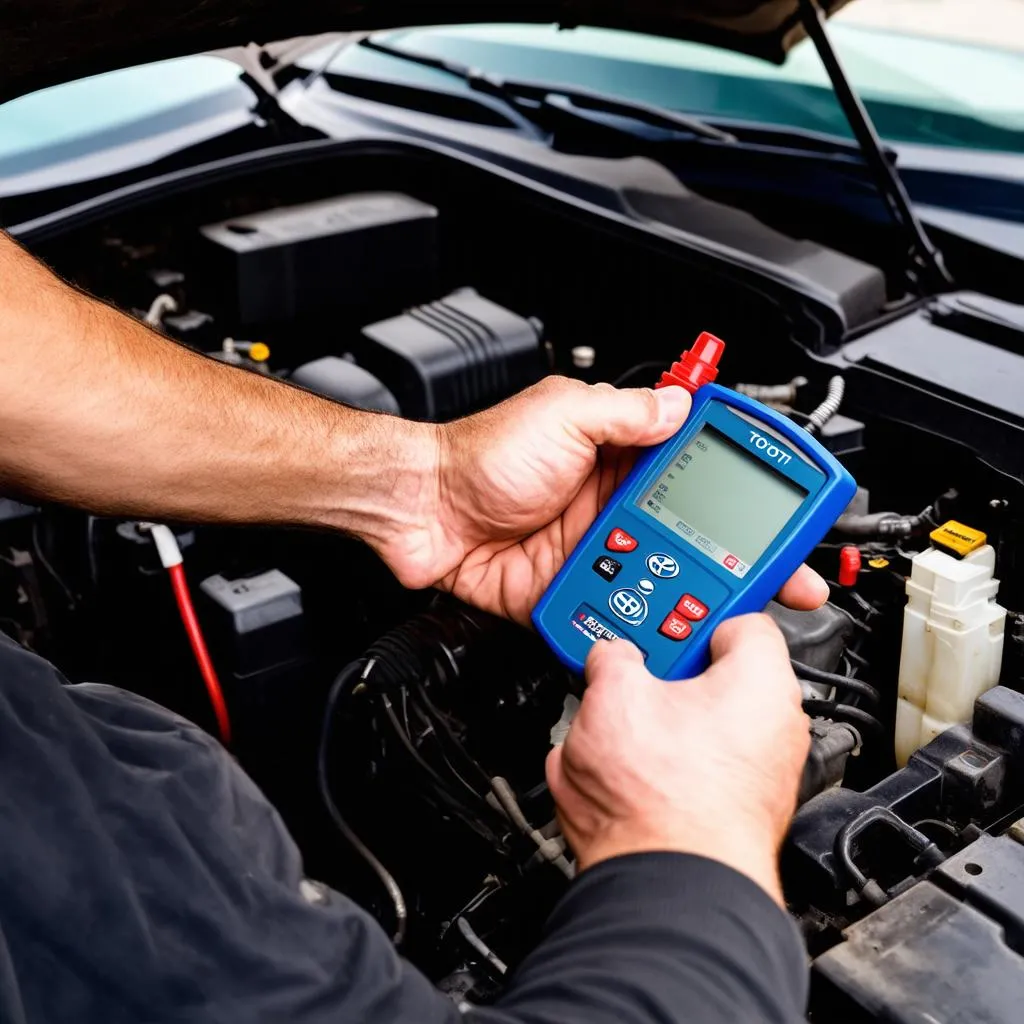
[635,386,660,420]
[598,383,657,420]
[583,665,616,703]
[533,375,576,399]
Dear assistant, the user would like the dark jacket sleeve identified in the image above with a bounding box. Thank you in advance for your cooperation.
[473,853,809,1024]
[0,635,807,1024]
[279,851,810,1024]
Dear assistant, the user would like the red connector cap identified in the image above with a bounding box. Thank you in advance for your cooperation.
[838,545,862,588]
[656,332,726,394]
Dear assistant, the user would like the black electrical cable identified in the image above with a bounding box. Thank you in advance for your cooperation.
[833,489,956,544]
[412,684,493,792]
[799,673,881,708]
[843,648,870,669]
[440,881,506,944]
[802,699,883,737]
[792,660,881,705]
[611,361,667,388]
[446,879,503,931]
[817,591,874,631]
[406,697,481,801]
[380,692,470,797]
[317,660,408,946]
[379,693,506,846]
[848,590,879,619]
[31,520,77,609]
[321,604,513,873]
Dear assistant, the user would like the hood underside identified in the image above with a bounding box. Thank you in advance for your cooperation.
[0,0,852,104]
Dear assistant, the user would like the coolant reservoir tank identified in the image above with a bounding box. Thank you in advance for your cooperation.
[895,541,1006,766]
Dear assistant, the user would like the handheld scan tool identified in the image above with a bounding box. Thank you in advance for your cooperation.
[532,333,856,679]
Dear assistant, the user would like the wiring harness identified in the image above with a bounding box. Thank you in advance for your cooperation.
[318,602,571,946]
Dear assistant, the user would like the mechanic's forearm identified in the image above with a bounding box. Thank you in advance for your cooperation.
[0,234,438,551]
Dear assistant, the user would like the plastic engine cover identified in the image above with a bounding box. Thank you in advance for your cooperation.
[354,288,544,420]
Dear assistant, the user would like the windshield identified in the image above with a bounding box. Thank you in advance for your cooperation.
[0,55,254,190]
[304,19,1024,154]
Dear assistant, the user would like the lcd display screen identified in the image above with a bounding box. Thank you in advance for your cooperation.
[637,424,807,576]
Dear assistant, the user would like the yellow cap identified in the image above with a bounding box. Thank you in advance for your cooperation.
[930,520,986,558]
[868,557,890,569]
[249,342,270,363]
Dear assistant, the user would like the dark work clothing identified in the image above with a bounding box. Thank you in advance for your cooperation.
[0,631,808,1023]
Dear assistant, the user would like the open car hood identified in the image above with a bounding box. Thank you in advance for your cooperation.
[0,0,853,104]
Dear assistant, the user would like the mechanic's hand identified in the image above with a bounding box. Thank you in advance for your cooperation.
[383,376,828,625]
[547,615,810,905]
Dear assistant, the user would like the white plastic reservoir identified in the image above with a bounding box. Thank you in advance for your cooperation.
[895,544,1006,767]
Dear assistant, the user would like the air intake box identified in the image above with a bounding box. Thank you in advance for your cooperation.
[354,288,545,420]
[199,192,438,324]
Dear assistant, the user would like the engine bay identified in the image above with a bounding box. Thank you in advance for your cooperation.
[8,144,1024,1021]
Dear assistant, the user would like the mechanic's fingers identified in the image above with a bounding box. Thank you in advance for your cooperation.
[584,636,649,688]
[567,381,691,449]
[776,563,829,610]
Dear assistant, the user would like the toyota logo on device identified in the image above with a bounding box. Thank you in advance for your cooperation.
[748,430,792,466]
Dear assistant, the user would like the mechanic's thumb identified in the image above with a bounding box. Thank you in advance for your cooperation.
[705,613,802,702]
[575,383,690,448]
[708,612,789,667]
[584,636,650,690]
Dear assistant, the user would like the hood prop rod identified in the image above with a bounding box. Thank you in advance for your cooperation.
[798,0,953,293]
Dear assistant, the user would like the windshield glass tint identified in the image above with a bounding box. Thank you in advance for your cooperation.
[307,21,1024,153]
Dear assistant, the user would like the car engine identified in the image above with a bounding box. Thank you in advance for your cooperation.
[7,153,1024,1021]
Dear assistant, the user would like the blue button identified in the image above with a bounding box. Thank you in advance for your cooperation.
[646,553,680,579]
[609,588,648,626]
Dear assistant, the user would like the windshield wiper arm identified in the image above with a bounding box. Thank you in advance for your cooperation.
[359,37,736,144]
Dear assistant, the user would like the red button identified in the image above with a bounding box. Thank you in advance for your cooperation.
[676,594,708,621]
[606,528,638,553]
[658,612,692,641]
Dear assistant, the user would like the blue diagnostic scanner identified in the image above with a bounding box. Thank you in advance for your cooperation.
[532,333,857,680]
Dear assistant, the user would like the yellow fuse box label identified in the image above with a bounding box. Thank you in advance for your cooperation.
[930,520,986,557]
